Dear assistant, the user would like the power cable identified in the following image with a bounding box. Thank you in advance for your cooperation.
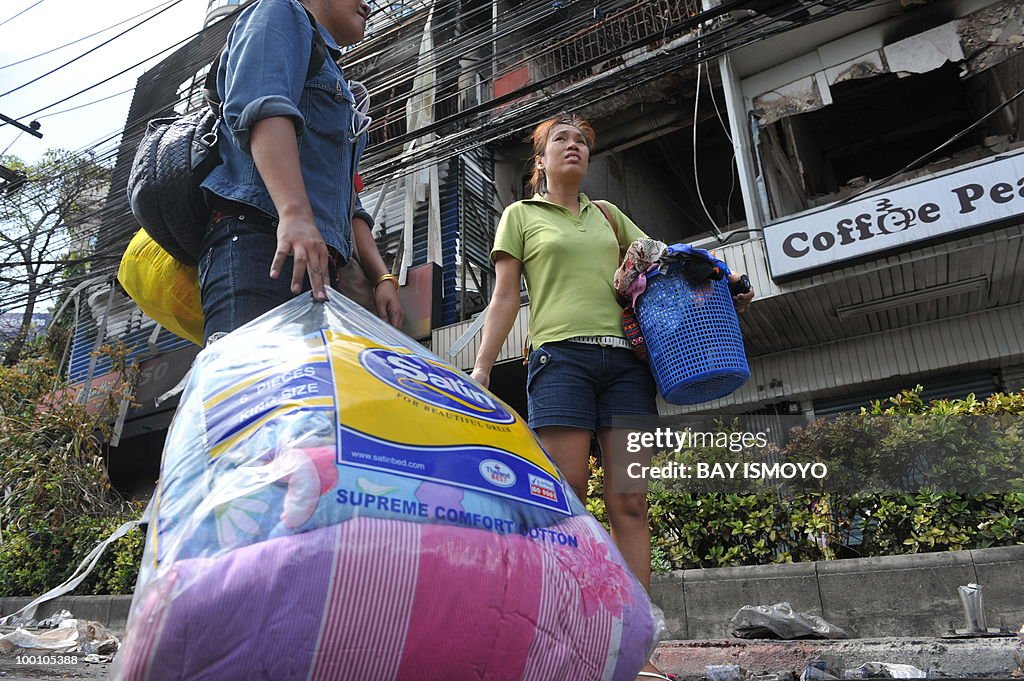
[3,0,877,308]
[34,88,134,120]
[1,0,186,98]
[705,62,738,226]
[5,26,204,123]
[2,131,24,156]
[0,0,179,70]
[693,61,723,236]
[10,0,850,208]
[360,0,870,182]
[0,0,45,29]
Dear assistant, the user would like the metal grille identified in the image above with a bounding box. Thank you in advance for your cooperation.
[501,0,699,88]
[68,280,194,384]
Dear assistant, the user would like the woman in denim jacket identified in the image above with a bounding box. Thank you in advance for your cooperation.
[199,0,402,341]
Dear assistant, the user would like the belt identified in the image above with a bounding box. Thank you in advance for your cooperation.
[564,335,631,350]
[208,196,278,228]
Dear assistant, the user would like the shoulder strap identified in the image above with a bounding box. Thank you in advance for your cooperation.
[593,200,624,256]
[203,6,328,111]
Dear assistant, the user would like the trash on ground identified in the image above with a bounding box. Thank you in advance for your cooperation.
[0,619,119,656]
[855,662,927,678]
[83,653,115,664]
[706,664,745,681]
[731,602,849,639]
[800,664,839,681]
[958,583,987,633]
[36,609,74,629]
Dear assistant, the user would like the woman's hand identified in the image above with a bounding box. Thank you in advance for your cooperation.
[727,272,755,313]
[373,278,404,328]
[272,212,330,300]
[251,116,328,300]
[470,254,523,392]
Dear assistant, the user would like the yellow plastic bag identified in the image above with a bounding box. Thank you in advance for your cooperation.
[118,228,204,346]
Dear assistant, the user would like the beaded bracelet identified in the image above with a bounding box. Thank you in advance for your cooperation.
[374,273,399,291]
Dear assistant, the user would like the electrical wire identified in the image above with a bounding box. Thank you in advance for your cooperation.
[5,26,204,123]
[706,62,738,227]
[1,131,24,156]
[34,88,134,120]
[16,0,840,195]
[1,0,882,311]
[1,0,187,98]
[362,0,866,182]
[0,0,45,29]
[0,0,180,71]
[693,61,723,236]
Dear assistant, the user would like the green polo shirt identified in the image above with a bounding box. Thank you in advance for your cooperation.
[491,193,647,350]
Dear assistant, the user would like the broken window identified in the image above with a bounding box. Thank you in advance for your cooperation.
[754,25,1023,220]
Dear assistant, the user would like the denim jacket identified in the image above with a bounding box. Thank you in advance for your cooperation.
[200,0,371,260]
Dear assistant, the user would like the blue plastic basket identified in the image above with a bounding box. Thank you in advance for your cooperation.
[635,263,749,405]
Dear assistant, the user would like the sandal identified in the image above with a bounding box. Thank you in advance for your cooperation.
[637,673,679,681]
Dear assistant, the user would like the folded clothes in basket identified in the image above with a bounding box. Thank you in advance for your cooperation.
[659,244,731,287]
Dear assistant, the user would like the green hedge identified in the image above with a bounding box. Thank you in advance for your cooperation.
[0,343,146,597]
[587,388,1024,572]
[0,511,146,597]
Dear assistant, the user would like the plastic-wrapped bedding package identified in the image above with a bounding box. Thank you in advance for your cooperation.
[112,291,663,681]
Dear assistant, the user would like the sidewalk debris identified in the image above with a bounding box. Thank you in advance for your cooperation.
[732,602,849,640]
[855,662,927,678]
[0,619,119,656]
[800,664,838,681]
[958,583,987,634]
[36,609,74,629]
[706,664,744,681]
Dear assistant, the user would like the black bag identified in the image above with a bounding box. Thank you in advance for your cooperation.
[127,5,327,266]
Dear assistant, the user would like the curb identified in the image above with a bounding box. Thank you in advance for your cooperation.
[0,595,133,634]
[651,545,1024,639]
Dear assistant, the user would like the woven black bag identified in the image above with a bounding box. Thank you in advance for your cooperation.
[127,109,219,266]
[126,5,326,267]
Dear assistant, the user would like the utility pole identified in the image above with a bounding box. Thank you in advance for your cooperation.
[0,113,39,197]
[0,165,27,196]
[0,112,42,138]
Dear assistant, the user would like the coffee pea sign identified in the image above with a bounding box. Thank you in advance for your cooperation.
[764,150,1024,280]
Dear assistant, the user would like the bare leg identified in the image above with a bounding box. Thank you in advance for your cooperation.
[597,428,650,588]
[598,428,671,680]
[536,425,593,504]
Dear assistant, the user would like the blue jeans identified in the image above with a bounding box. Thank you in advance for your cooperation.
[198,215,333,341]
[526,341,657,431]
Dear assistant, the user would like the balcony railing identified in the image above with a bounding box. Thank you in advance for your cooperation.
[495,0,700,97]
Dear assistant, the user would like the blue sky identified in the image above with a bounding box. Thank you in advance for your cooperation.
[0,0,208,164]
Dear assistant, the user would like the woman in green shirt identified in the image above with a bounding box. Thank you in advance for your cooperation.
[471,113,753,681]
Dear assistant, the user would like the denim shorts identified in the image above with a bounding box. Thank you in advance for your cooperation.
[526,340,657,431]
[198,215,340,341]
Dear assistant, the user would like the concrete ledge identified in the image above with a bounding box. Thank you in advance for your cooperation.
[651,546,1024,640]
[683,562,821,640]
[816,550,976,637]
[0,595,133,634]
